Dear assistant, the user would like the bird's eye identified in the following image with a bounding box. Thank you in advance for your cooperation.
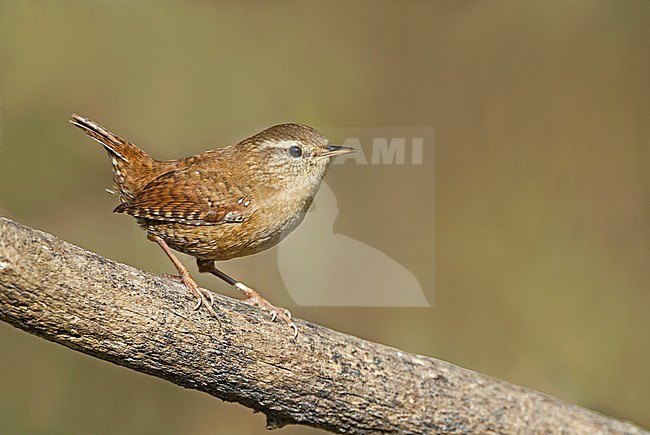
[288,145,303,158]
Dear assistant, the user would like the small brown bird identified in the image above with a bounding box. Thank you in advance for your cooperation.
[71,114,354,336]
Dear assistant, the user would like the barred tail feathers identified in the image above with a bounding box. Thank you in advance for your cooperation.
[70,114,155,201]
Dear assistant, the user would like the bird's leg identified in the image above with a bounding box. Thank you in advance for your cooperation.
[197,259,297,338]
[148,234,218,319]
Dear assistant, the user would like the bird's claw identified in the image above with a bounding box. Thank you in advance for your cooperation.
[236,283,297,338]
[269,310,297,338]
[163,272,219,322]
[269,308,292,321]
[269,308,292,322]
[192,288,219,321]
[200,287,215,306]
[192,288,216,318]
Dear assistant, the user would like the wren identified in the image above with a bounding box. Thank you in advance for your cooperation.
[71,114,354,336]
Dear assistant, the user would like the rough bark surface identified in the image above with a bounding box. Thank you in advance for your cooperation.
[0,216,646,434]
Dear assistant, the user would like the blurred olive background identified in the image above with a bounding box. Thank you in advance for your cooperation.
[1,1,648,433]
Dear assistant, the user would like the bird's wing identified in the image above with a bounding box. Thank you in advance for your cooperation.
[113,168,250,226]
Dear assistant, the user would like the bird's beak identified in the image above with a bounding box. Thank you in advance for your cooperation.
[321,144,356,157]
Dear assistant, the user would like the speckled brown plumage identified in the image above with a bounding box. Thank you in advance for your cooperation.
[71,114,354,336]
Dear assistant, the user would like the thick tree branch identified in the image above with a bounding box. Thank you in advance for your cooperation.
[0,216,645,434]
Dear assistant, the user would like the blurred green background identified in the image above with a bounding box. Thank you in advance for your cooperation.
[1,1,648,433]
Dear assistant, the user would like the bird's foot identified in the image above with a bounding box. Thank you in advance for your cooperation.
[164,272,218,320]
[235,283,297,338]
